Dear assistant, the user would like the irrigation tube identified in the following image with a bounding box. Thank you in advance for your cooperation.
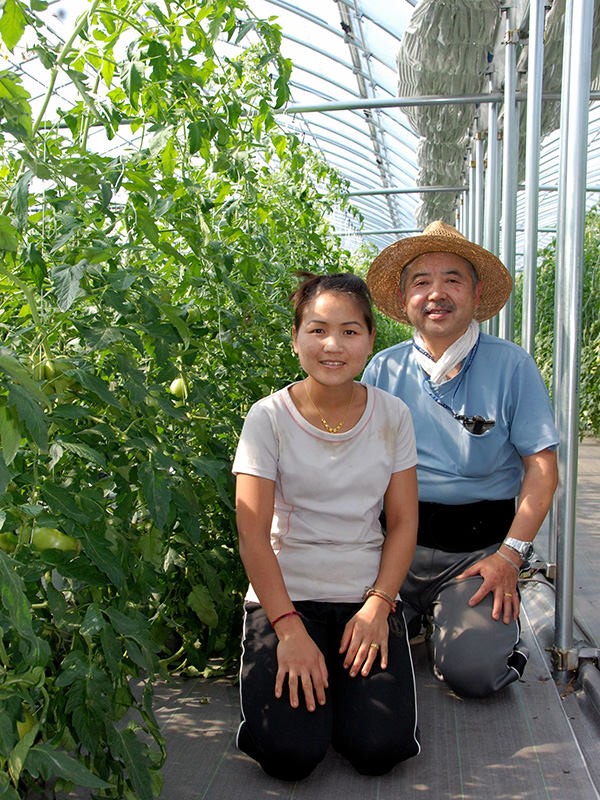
[553,0,594,673]
[521,0,546,357]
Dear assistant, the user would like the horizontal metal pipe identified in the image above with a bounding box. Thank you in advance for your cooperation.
[519,184,600,191]
[336,228,422,236]
[338,224,561,237]
[285,94,503,113]
[348,185,466,196]
[284,90,600,114]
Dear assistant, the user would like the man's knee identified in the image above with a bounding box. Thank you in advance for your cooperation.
[431,579,525,698]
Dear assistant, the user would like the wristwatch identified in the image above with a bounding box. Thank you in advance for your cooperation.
[502,537,534,562]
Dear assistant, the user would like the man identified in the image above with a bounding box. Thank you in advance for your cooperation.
[363,220,559,698]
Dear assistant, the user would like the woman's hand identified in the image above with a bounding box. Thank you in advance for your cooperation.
[339,595,391,678]
[274,616,328,712]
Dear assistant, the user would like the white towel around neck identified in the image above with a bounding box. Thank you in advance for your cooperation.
[412,320,480,385]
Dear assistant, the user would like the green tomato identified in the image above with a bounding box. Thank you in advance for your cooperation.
[32,527,81,553]
[43,359,56,381]
[0,532,17,552]
[169,377,188,399]
[16,706,36,739]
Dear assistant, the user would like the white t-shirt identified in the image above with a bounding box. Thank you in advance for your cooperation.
[232,383,417,603]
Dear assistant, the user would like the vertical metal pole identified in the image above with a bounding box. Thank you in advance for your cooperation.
[521,0,546,356]
[484,86,501,337]
[498,3,519,342]
[484,101,501,254]
[490,127,504,338]
[469,140,476,240]
[553,0,593,673]
[460,189,469,239]
[474,118,485,245]
[549,0,573,570]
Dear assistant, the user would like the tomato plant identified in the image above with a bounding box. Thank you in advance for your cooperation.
[0,0,365,797]
[514,204,600,435]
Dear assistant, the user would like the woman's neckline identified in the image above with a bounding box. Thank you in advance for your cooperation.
[283,382,373,438]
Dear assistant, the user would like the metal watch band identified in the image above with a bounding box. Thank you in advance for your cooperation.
[502,537,533,560]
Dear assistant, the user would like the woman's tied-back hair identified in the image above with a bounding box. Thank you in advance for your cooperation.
[290,271,375,333]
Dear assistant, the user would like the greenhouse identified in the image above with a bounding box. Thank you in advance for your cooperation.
[0,0,599,797]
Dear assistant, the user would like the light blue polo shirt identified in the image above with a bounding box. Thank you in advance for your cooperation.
[362,333,559,505]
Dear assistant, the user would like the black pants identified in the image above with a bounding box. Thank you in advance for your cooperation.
[237,601,420,781]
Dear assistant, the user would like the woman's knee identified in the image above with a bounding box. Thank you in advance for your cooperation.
[237,718,328,781]
[339,729,421,775]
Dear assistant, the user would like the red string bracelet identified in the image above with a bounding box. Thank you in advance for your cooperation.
[271,610,304,628]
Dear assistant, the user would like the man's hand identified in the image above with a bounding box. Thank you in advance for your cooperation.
[456,448,557,625]
[455,550,521,623]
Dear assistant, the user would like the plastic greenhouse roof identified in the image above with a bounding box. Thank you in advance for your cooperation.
[251,0,423,253]
[9,1,600,261]
[244,0,600,261]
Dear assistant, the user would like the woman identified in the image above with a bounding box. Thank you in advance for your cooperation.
[232,272,420,780]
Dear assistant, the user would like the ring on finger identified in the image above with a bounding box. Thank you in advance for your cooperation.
[504,592,513,598]
[369,643,379,650]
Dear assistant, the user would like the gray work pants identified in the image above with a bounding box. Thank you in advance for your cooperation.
[401,544,528,698]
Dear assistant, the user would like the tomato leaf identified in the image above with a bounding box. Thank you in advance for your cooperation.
[139,462,171,530]
[108,727,153,800]
[0,405,20,465]
[10,169,32,230]
[40,484,89,523]
[0,214,18,252]
[59,440,107,470]
[0,0,26,52]
[51,262,86,311]
[79,532,125,589]
[187,584,218,628]
[74,369,121,408]
[7,384,48,451]
[25,743,111,788]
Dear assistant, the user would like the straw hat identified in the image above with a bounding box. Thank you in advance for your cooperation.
[366,220,513,324]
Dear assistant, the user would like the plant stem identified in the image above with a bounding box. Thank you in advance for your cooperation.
[32,0,104,138]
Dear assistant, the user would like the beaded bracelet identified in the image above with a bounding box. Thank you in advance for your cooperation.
[271,610,304,628]
[363,586,397,613]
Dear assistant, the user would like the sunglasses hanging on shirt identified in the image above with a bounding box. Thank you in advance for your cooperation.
[416,337,496,436]
[455,414,495,435]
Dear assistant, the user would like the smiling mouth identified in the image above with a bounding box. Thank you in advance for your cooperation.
[321,360,345,366]
[424,303,455,316]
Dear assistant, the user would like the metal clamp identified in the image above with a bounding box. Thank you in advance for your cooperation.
[518,559,556,581]
[551,645,580,673]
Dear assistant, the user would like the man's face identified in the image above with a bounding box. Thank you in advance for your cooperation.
[400,252,482,353]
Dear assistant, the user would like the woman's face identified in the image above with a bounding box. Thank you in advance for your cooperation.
[292,290,375,386]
